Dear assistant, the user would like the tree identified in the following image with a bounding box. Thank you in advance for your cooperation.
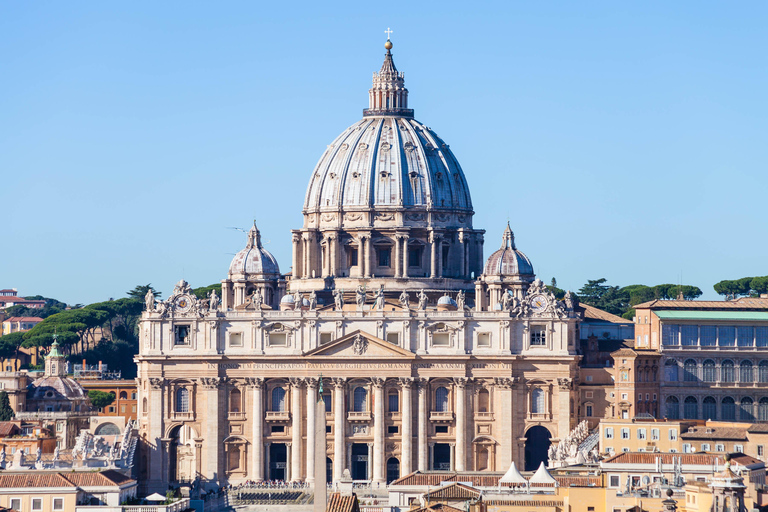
[192,283,222,300]
[752,276,768,295]
[577,279,630,316]
[0,332,25,360]
[127,284,161,301]
[0,391,14,421]
[88,390,115,409]
[4,295,67,319]
[714,278,754,300]
[667,285,703,300]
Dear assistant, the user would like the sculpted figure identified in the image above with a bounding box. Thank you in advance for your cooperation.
[293,290,302,308]
[456,290,465,310]
[253,290,263,310]
[0,447,5,464]
[334,288,344,310]
[418,290,428,311]
[374,285,385,310]
[355,285,366,308]
[501,291,512,311]
[53,447,60,461]
[547,444,556,462]
[399,290,409,310]
[36,446,42,463]
[208,290,220,311]
[309,290,317,310]
[144,289,155,312]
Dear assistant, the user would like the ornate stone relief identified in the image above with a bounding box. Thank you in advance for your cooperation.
[352,334,368,355]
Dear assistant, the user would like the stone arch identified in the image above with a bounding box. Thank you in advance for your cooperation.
[94,422,121,436]
[167,424,199,483]
[472,436,496,471]
[524,425,551,471]
[223,435,249,474]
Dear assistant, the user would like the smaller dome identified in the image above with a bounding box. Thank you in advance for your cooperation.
[28,376,87,401]
[229,223,280,276]
[280,295,295,304]
[483,223,534,276]
[437,295,457,306]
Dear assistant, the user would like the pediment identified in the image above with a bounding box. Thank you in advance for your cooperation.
[305,330,414,358]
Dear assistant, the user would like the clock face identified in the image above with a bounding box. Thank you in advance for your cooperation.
[530,295,548,312]
[175,295,192,313]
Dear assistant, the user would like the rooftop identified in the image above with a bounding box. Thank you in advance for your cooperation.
[635,297,768,311]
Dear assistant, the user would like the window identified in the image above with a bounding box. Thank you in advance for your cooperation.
[652,428,660,440]
[741,361,754,383]
[700,325,717,346]
[610,475,620,487]
[323,393,332,412]
[408,247,422,267]
[320,332,333,345]
[701,443,711,451]
[759,398,768,421]
[721,397,736,420]
[353,386,368,412]
[56,422,63,432]
[386,332,399,345]
[10,499,21,511]
[388,391,399,412]
[757,327,768,347]
[760,361,768,383]
[684,360,698,382]
[669,429,678,441]
[478,389,490,413]
[681,325,698,346]
[605,427,614,439]
[388,425,399,434]
[703,360,716,382]
[621,393,628,400]
[586,376,593,382]
[738,326,754,347]
[740,397,754,421]
[108,406,116,413]
[435,387,449,412]
[230,388,242,413]
[531,388,545,414]
[638,428,646,440]
[175,325,190,345]
[735,444,744,453]
[665,360,679,382]
[662,324,679,345]
[132,405,137,413]
[377,248,391,267]
[684,396,698,419]
[622,447,630,453]
[348,246,359,267]
[53,498,64,511]
[268,333,287,346]
[721,360,735,382]
[715,444,725,452]
[32,498,43,511]
[477,332,491,347]
[719,326,736,347]
[586,391,594,398]
[271,387,286,412]
[621,428,630,439]
[758,445,764,457]
[271,425,285,433]
[683,443,692,453]
[131,392,137,400]
[703,396,717,420]
[530,326,546,346]
[432,333,450,347]
[229,332,243,347]
[435,425,448,434]
[119,391,128,399]
[586,404,593,417]
[176,388,189,413]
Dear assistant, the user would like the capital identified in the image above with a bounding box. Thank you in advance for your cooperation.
[398,377,415,389]
[200,377,223,390]
[371,377,386,388]
[244,377,264,389]
[452,377,470,388]
[148,377,166,390]
[289,377,306,388]
[331,377,347,389]
[307,377,320,390]
[493,377,514,389]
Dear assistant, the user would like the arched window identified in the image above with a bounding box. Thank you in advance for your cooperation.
[760,361,768,383]
[176,388,189,413]
[531,388,546,414]
[703,396,717,420]
[703,360,716,382]
[230,388,242,413]
[227,444,241,471]
[435,387,449,412]
[721,360,735,383]
[721,397,736,420]
[271,387,286,412]
[684,396,698,419]
[740,361,754,383]
[353,386,368,412]
[740,397,755,421]
[665,396,679,419]
[119,391,128,400]
[665,360,679,382]
[478,389,490,413]
[758,398,768,422]
[684,360,698,382]
[477,448,489,471]
[142,397,148,416]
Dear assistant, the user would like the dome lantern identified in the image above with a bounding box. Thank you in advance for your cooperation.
[363,39,412,118]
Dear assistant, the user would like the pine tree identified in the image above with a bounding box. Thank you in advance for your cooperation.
[0,391,14,421]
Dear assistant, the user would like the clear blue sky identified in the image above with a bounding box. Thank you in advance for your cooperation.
[1,2,766,305]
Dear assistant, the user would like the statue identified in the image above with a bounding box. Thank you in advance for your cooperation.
[418,290,428,311]
[35,446,42,468]
[564,291,576,310]
[399,290,409,310]
[309,290,317,310]
[456,290,465,310]
[547,444,556,462]
[355,285,366,308]
[252,290,263,310]
[374,285,385,310]
[293,290,302,308]
[173,279,191,295]
[501,291,512,311]
[144,289,155,312]
[208,289,220,311]
[0,447,5,465]
[53,446,60,461]
[334,288,344,310]
[568,442,578,458]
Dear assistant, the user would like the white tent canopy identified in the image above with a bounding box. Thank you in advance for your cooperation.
[145,493,166,502]
[529,462,558,486]
[499,461,527,485]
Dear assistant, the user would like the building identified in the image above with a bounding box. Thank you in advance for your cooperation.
[0,290,45,310]
[79,380,138,422]
[136,39,584,493]
[1,316,43,335]
[633,297,768,422]
[0,420,57,458]
[598,418,690,455]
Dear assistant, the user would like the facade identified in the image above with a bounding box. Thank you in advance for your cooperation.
[136,40,584,493]
[79,380,138,422]
[2,316,43,335]
[0,290,45,310]
[633,298,768,423]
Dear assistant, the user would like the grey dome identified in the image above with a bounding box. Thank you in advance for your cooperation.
[28,376,87,401]
[437,295,457,306]
[229,223,280,277]
[483,224,534,276]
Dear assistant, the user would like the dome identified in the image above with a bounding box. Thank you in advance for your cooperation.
[302,41,473,225]
[229,223,280,277]
[27,376,87,402]
[437,295,457,306]
[483,224,534,276]
[280,294,295,304]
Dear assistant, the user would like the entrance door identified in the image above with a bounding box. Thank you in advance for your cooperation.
[351,444,369,480]
[433,443,451,470]
[326,457,333,483]
[386,457,400,483]
[524,426,552,471]
[270,443,287,481]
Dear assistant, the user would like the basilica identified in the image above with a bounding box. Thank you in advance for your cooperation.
[136,39,582,493]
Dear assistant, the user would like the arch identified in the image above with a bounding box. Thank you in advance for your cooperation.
[683,359,698,382]
[665,359,679,382]
[224,435,248,473]
[703,360,716,382]
[229,388,242,413]
[477,447,490,471]
[703,396,717,420]
[94,422,121,436]
[353,386,368,412]
[386,457,400,484]
[271,387,286,412]
[665,396,680,420]
[478,389,490,413]
[435,386,449,412]
[721,397,736,420]
[759,361,768,383]
[326,457,333,483]
[721,360,735,383]
[167,424,199,482]
[740,361,754,383]
[683,396,698,419]
[531,388,546,414]
[740,397,755,421]
[175,388,189,413]
[119,391,128,400]
[142,397,148,416]
[759,398,768,422]
[524,426,551,471]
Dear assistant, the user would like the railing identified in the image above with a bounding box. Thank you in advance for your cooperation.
[363,108,414,118]
[429,411,454,422]
[168,412,195,421]
[348,411,372,422]
[228,412,246,420]
[265,411,291,422]
[475,412,494,421]
[75,498,190,512]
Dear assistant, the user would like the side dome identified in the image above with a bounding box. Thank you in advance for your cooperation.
[484,224,534,276]
[228,223,280,277]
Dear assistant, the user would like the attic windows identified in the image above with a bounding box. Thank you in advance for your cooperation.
[175,325,190,346]
[530,326,546,346]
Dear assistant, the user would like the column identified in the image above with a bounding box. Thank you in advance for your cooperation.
[148,378,165,485]
[292,233,302,279]
[400,378,413,475]
[302,236,310,279]
[454,378,468,471]
[306,379,318,484]
[417,378,428,471]
[290,378,304,481]
[265,442,271,480]
[430,232,437,278]
[401,235,409,278]
[367,442,374,480]
[437,241,443,277]
[494,377,514,470]
[202,377,221,485]
[333,378,346,482]
[249,378,265,481]
[330,233,338,277]
[475,281,484,312]
[394,235,401,278]
[449,443,455,471]
[363,234,372,278]
[372,378,385,484]
[429,442,435,470]
[286,443,292,480]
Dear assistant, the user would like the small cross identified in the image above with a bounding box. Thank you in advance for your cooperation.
[385,27,393,40]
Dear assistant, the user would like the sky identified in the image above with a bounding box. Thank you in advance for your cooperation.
[1,2,766,305]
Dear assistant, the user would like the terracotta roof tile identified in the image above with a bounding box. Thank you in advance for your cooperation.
[635,298,768,311]
[0,473,76,488]
[603,452,763,467]
[578,303,630,324]
[326,493,360,512]
[65,470,135,487]
[424,483,481,500]
[412,504,466,512]
[681,427,747,441]
[0,422,19,437]
[388,471,600,488]
[485,500,564,507]
[2,317,43,323]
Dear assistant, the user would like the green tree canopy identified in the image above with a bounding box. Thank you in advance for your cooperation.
[0,332,25,360]
[714,276,768,300]
[127,284,162,301]
[4,295,68,319]
[88,390,115,409]
[0,391,14,421]
[577,279,630,316]
[192,283,222,299]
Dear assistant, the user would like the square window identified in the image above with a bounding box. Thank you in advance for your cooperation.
[622,447,630,453]
[388,425,399,434]
[386,332,399,345]
[53,498,64,511]
[326,425,332,433]
[609,475,620,487]
[229,332,243,347]
[377,248,391,267]
[586,375,593,382]
[585,391,594,398]
[621,393,628,400]
[10,499,21,511]
[175,325,190,345]
[735,445,744,453]
[716,444,725,452]
[432,333,450,347]
[108,406,115,413]
[435,425,448,434]
[271,425,285,434]
[702,443,711,451]
[530,326,546,346]
[268,333,287,347]
[477,332,491,347]
[32,498,43,511]
[320,332,333,345]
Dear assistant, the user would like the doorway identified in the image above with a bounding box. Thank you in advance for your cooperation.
[351,444,369,480]
[433,443,451,470]
[269,443,287,481]
[524,426,552,471]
